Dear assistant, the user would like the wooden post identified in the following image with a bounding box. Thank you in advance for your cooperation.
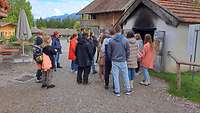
[176,63,181,89]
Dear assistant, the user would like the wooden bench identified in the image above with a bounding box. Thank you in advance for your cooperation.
[0,45,19,62]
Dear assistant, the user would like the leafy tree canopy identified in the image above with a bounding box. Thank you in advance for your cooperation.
[1,0,34,27]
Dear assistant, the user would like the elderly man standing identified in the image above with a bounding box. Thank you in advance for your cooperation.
[108,29,132,97]
[52,31,62,69]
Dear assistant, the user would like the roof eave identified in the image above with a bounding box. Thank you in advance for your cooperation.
[78,10,123,15]
[0,11,7,19]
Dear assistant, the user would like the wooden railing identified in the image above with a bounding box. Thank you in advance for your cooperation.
[168,51,200,89]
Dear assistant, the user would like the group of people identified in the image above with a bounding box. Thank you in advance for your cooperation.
[68,28,154,97]
[68,29,98,84]
[33,31,63,89]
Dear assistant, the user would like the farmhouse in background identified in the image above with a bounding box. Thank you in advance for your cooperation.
[79,0,200,72]
[79,0,131,31]
[0,22,16,39]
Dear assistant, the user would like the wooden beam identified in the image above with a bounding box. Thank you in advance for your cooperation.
[176,63,181,89]
[121,0,142,23]
[168,51,200,89]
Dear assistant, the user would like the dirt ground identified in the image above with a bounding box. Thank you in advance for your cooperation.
[0,40,199,113]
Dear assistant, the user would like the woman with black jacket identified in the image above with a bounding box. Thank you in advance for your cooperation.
[75,32,93,85]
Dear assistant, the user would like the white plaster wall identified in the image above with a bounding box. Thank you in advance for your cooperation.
[123,15,191,72]
[156,19,190,72]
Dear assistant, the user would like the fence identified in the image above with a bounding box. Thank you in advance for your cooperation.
[168,51,200,89]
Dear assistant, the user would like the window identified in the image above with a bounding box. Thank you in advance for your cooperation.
[91,14,96,19]
[81,14,96,20]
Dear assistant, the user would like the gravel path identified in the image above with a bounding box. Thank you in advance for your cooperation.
[0,40,199,113]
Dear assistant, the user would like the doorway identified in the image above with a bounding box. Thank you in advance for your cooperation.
[132,27,156,41]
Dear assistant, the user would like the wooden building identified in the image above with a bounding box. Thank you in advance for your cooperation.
[80,0,200,72]
[79,0,132,31]
[0,22,16,39]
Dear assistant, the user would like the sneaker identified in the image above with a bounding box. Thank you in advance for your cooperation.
[41,84,47,88]
[125,90,133,95]
[83,81,89,85]
[92,70,98,74]
[140,80,150,86]
[77,80,82,84]
[114,92,120,97]
[104,85,109,90]
[144,82,151,86]
[139,80,146,84]
[47,84,55,89]
[35,79,42,83]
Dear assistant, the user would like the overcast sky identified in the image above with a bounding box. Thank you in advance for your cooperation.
[29,0,93,19]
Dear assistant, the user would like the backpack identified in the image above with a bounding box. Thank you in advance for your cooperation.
[33,45,43,64]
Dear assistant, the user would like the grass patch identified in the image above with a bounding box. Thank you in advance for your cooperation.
[150,70,200,104]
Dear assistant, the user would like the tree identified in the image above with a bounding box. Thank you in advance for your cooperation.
[1,0,34,27]
[73,21,80,30]
[36,17,79,29]
[36,17,47,29]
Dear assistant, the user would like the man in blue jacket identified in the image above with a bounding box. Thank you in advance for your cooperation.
[108,29,132,97]
[51,31,62,69]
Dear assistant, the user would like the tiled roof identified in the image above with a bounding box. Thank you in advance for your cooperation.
[0,22,16,27]
[79,0,132,14]
[80,0,200,24]
[153,0,200,23]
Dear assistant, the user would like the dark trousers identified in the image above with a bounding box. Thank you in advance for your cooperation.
[71,60,78,71]
[136,61,140,73]
[77,66,91,83]
[104,59,112,86]
[36,69,42,80]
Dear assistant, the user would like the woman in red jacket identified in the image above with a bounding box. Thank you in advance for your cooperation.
[68,33,78,72]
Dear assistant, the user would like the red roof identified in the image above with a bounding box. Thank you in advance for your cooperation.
[80,0,200,24]
[79,0,131,14]
[153,0,200,23]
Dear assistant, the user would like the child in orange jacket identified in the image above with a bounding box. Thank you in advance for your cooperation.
[139,34,154,86]
[41,35,57,89]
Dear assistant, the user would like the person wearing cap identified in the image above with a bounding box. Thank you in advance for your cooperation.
[51,31,63,69]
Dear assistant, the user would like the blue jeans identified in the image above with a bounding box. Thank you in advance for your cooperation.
[112,61,131,93]
[91,58,96,72]
[71,60,78,71]
[142,66,150,82]
[128,68,136,80]
[54,53,60,66]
